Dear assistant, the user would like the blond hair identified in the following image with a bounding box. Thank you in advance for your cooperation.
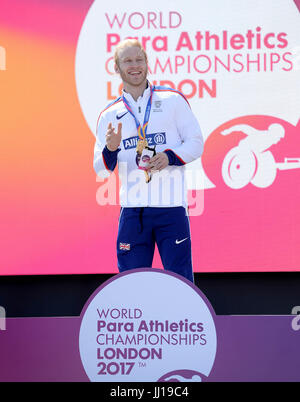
[114,39,148,66]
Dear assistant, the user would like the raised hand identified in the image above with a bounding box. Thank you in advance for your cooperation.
[106,122,122,151]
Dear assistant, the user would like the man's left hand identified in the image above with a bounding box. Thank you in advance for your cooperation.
[148,152,169,172]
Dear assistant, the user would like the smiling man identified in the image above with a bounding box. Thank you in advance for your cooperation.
[93,39,203,282]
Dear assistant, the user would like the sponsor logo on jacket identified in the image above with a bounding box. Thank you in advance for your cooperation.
[123,132,166,150]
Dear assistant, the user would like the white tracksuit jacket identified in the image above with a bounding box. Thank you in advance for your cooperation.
[94,85,203,208]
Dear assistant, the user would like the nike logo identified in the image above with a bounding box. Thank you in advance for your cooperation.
[116,112,128,120]
[175,237,189,244]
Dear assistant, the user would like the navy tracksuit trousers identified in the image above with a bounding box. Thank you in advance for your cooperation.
[117,207,194,282]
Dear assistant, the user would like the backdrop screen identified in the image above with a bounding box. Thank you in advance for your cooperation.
[1,0,300,275]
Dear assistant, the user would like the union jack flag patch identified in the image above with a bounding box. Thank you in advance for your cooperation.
[120,243,130,251]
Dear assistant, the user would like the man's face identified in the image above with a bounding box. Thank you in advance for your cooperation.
[115,46,148,88]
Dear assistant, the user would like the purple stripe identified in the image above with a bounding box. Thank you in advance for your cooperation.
[0,315,299,382]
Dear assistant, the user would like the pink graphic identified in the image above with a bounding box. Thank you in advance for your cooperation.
[220,123,300,189]
[203,116,300,190]
[198,116,300,272]
[0,0,91,43]
[1,0,300,275]
[294,0,300,13]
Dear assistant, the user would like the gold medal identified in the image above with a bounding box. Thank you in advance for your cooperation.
[137,139,151,183]
[144,170,151,183]
[136,138,148,155]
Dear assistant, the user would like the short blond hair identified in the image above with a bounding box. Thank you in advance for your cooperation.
[114,39,148,66]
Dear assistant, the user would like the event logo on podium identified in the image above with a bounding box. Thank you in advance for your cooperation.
[79,269,217,382]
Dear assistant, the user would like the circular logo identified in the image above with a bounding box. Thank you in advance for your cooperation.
[154,133,165,144]
[79,269,217,382]
[142,155,151,163]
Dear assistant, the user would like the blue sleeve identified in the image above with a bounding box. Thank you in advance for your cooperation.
[164,149,185,166]
[102,146,120,171]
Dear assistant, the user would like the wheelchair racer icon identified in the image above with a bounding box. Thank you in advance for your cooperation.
[157,369,206,382]
[221,123,300,189]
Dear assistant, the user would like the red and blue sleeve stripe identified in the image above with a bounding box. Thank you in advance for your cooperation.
[164,149,186,166]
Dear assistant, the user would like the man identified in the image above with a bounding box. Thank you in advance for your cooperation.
[94,39,203,282]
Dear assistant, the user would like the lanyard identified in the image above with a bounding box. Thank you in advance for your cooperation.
[122,84,154,141]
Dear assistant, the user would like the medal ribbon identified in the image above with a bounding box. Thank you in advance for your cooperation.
[122,83,154,141]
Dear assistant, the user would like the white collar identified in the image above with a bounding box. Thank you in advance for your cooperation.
[122,82,151,103]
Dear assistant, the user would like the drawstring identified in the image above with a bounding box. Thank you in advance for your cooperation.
[139,208,144,232]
